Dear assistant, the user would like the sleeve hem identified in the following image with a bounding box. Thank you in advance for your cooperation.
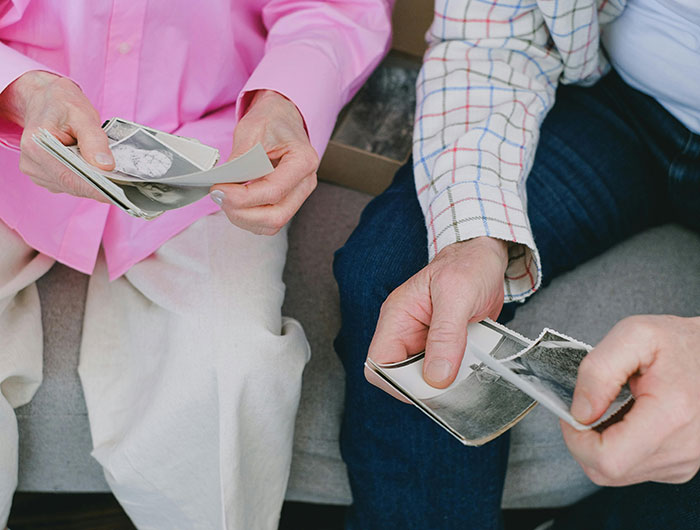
[424,184,541,302]
[236,42,345,159]
[0,45,62,150]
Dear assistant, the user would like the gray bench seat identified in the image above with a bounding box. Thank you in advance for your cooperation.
[17,182,700,510]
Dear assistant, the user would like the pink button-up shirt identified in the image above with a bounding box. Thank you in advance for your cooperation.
[0,0,391,279]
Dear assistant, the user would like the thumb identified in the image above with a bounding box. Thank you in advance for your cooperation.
[423,288,475,388]
[571,319,653,424]
[72,115,115,171]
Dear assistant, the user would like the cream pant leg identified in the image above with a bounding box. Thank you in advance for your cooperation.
[0,221,54,526]
[78,211,310,530]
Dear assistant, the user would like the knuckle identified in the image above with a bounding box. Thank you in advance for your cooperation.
[18,157,32,176]
[432,266,464,288]
[383,286,407,307]
[266,185,285,205]
[578,351,605,380]
[224,193,244,209]
[595,454,626,484]
[57,169,76,191]
[221,207,241,226]
[379,294,398,316]
[303,146,319,171]
[268,209,290,230]
[54,77,77,92]
[251,225,275,236]
[305,173,318,194]
[28,175,43,188]
[673,469,698,484]
[19,134,33,153]
[615,316,638,335]
[302,171,318,189]
[582,466,610,487]
[428,321,462,344]
[669,395,694,428]
[618,315,655,340]
[681,462,700,483]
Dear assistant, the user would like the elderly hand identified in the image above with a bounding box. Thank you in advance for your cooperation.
[562,315,700,486]
[210,90,318,235]
[0,70,114,201]
[365,237,509,395]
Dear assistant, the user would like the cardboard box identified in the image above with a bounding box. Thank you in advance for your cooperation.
[391,0,434,57]
[318,0,433,196]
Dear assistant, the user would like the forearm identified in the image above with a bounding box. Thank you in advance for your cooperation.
[413,0,564,300]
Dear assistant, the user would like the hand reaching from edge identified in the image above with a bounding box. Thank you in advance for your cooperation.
[562,315,700,486]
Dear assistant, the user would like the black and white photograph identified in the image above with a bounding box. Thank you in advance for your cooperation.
[501,333,587,411]
[120,181,209,211]
[368,322,536,445]
[103,118,140,143]
[109,128,202,181]
[421,364,535,445]
[489,331,633,428]
[104,118,219,172]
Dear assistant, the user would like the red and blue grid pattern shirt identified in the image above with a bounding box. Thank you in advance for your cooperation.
[414,0,626,301]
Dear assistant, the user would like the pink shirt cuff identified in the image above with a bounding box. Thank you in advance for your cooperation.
[236,41,346,158]
[0,44,61,150]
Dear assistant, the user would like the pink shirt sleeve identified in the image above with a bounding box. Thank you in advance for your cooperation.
[0,1,59,148]
[237,0,393,157]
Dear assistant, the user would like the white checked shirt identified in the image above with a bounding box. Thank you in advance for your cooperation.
[414,0,627,301]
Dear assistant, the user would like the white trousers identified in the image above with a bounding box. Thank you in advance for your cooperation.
[0,212,310,529]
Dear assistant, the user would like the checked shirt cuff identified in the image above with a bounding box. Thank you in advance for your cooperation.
[424,181,542,302]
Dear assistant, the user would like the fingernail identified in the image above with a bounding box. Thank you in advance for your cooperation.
[571,395,593,422]
[210,190,225,206]
[425,359,453,385]
[95,152,114,166]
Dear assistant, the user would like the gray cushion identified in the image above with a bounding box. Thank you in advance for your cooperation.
[16,182,700,511]
[281,184,371,504]
[17,263,99,491]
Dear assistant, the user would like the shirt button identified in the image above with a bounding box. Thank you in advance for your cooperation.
[118,42,132,55]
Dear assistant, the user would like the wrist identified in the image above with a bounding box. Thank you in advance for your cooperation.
[452,237,509,272]
[244,89,307,133]
[0,70,60,126]
[474,236,508,259]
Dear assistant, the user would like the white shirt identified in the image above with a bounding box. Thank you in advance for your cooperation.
[602,0,700,134]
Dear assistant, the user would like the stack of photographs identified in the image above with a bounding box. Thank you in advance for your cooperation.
[33,118,273,219]
[367,320,633,446]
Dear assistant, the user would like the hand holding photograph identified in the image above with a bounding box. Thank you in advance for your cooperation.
[366,321,634,446]
[32,118,274,219]
[473,329,633,431]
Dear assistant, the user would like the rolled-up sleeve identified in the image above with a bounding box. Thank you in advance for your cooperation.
[237,0,393,157]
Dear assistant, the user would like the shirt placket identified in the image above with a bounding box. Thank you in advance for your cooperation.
[99,0,148,275]
[100,0,148,121]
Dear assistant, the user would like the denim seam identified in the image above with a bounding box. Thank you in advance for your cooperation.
[668,130,694,183]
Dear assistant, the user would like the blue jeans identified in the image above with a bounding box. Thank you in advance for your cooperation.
[333,69,700,529]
